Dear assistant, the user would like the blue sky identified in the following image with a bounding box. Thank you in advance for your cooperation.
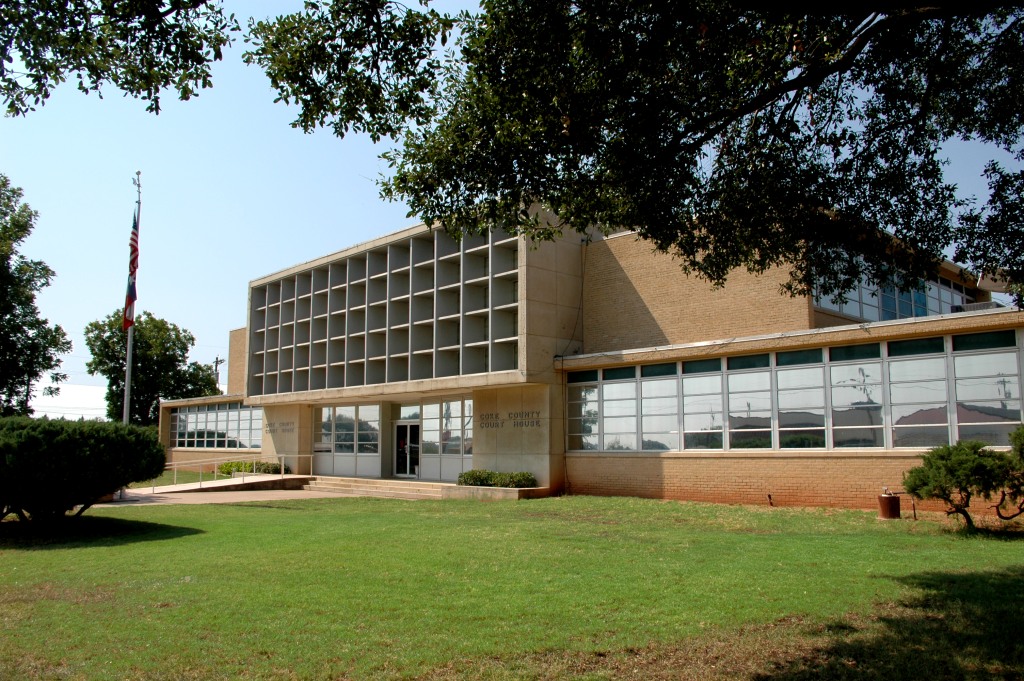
[1,3,1016,418]
[3,1,457,418]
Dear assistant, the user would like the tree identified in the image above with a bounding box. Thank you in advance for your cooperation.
[0,0,236,116]
[904,440,1014,530]
[0,174,72,416]
[84,310,220,425]
[8,3,1024,300]
[247,2,1024,300]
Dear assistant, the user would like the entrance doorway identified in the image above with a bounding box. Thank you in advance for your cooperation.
[394,422,420,478]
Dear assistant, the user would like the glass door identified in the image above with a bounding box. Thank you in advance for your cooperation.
[394,422,420,478]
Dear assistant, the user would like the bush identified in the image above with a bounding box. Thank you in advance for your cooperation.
[216,460,289,476]
[903,440,1013,530]
[0,417,165,523]
[456,469,538,488]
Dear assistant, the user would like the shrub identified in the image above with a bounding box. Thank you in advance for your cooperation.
[216,460,289,476]
[903,440,1013,530]
[0,417,165,523]
[456,469,538,488]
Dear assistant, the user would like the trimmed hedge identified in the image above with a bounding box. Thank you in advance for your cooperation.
[0,417,165,522]
[456,469,538,488]
[216,460,289,476]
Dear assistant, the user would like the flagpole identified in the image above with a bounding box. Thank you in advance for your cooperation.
[123,171,141,424]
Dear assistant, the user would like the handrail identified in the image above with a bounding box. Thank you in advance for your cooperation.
[154,453,317,492]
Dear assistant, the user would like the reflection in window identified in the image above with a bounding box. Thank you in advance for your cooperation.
[728,370,772,448]
[170,403,263,449]
[889,357,949,447]
[954,350,1021,444]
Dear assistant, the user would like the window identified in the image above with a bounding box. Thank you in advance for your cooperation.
[169,403,263,449]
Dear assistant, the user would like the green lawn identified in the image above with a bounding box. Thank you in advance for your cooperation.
[1,496,1022,680]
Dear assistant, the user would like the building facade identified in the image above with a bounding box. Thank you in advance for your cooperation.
[160,223,1023,509]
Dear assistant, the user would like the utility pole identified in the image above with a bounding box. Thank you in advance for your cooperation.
[212,356,226,385]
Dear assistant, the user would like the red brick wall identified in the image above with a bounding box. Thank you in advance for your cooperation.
[565,452,950,512]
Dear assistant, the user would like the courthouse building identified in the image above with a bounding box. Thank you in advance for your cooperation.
[160,221,1024,508]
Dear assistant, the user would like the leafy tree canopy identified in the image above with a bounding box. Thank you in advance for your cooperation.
[0,0,236,115]
[9,2,1024,299]
[84,310,220,425]
[0,174,72,416]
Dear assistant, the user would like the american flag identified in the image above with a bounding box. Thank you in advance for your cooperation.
[122,211,139,331]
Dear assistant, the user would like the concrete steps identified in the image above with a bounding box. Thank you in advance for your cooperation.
[303,476,453,501]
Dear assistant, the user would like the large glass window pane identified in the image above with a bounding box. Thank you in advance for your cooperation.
[958,423,1019,445]
[831,362,883,386]
[730,431,772,448]
[892,404,948,426]
[729,392,772,412]
[728,372,771,392]
[953,352,1018,378]
[833,428,884,448]
[955,376,1020,401]
[777,367,823,390]
[568,433,599,450]
[568,385,598,402]
[641,378,677,398]
[683,413,724,431]
[602,382,636,400]
[889,357,946,382]
[684,432,723,449]
[729,412,772,429]
[683,394,722,413]
[642,434,678,451]
[604,434,637,450]
[956,401,1021,424]
[604,416,637,433]
[642,396,678,416]
[777,389,825,410]
[568,370,598,383]
[568,417,599,436]
[683,374,721,395]
[683,358,721,374]
[779,430,826,448]
[642,414,678,432]
[777,349,823,366]
[889,381,948,404]
[422,403,439,419]
[603,399,636,417]
[728,354,770,370]
[889,337,944,357]
[603,367,636,381]
[830,343,880,362]
[832,404,884,428]
[779,410,825,427]
[893,426,949,448]
[399,404,420,419]
[641,363,677,377]
[952,330,1016,352]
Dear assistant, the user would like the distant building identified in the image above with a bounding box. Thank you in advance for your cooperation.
[159,222,1023,509]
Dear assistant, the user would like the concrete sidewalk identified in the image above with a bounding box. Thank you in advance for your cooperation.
[99,475,354,506]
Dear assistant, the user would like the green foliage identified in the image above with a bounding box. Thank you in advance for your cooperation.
[216,460,289,476]
[0,0,238,116]
[457,469,538,488]
[0,174,72,416]
[84,310,220,426]
[376,3,1024,298]
[903,440,1013,530]
[994,425,1024,520]
[0,416,165,522]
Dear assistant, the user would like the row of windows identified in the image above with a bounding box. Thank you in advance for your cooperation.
[313,400,476,456]
[399,400,474,456]
[816,275,977,321]
[169,403,263,449]
[567,330,1021,452]
[316,405,381,454]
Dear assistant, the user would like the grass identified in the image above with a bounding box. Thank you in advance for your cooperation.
[1,496,1022,680]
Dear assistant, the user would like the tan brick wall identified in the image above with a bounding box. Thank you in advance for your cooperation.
[566,452,931,511]
[228,327,246,395]
[582,233,814,354]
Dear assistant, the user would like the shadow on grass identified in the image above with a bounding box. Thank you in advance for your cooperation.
[753,566,1024,680]
[0,515,204,550]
